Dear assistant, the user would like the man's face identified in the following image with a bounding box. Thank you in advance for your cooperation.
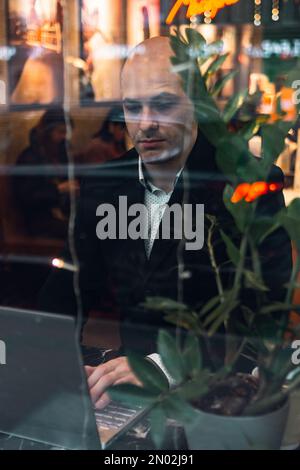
[121,49,197,165]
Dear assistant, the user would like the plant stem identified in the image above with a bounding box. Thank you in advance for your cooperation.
[207,218,225,303]
[233,233,248,294]
[249,238,263,280]
[225,233,248,364]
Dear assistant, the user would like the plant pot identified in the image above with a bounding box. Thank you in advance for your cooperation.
[281,389,300,449]
[185,399,289,450]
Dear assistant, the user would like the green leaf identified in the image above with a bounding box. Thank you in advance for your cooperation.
[175,28,188,45]
[261,123,291,175]
[158,330,185,383]
[170,33,208,99]
[163,395,196,425]
[238,120,261,141]
[185,28,206,49]
[244,270,269,292]
[260,302,293,315]
[222,89,248,123]
[204,53,229,81]
[216,135,254,184]
[208,317,229,337]
[223,185,255,232]
[127,353,169,393]
[182,333,202,376]
[249,217,280,245]
[143,297,189,313]
[208,303,239,336]
[202,302,227,328]
[149,406,167,449]
[278,199,300,249]
[210,70,237,97]
[220,230,240,266]
[194,98,222,124]
[203,295,238,330]
[207,40,224,54]
[107,384,157,406]
[240,305,256,326]
[169,35,190,63]
[199,295,222,317]
[164,311,200,332]
[177,374,210,401]
[216,136,248,184]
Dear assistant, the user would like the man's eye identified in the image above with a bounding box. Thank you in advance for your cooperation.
[153,100,177,112]
[124,103,142,114]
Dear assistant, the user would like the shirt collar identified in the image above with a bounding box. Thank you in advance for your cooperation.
[138,157,183,195]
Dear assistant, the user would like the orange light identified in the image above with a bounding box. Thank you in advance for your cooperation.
[245,182,268,202]
[269,183,281,192]
[166,0,240,24]
[231,183,251,203]
[231,182,283,204]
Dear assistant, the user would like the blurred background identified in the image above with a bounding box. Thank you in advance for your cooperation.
[0,0,299,341]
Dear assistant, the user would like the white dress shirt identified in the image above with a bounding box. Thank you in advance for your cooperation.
[139,158,182,386]
[138,157,182,258]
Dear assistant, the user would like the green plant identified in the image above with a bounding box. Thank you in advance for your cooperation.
[108,28,300,448]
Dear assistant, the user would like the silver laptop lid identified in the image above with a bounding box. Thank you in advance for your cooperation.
[0,306,101,450]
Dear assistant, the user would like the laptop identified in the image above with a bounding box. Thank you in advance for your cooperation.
[0,306,149,450]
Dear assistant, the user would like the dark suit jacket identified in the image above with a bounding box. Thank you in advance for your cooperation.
[39,131,292,362]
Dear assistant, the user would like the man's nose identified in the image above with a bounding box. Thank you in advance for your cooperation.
[139,106,159,132]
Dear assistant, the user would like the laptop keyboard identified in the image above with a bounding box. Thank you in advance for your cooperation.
[0,433,64,450]
[95,402,143,430]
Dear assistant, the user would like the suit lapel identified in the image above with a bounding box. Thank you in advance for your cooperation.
[146,173,184,275]
[145,131,223,276]
[111,131,222,280]
[114,157,148,268]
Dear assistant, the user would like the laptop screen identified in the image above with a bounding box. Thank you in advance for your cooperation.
[0,307,101,450]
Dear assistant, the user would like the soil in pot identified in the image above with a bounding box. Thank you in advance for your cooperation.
[191,373,260,416]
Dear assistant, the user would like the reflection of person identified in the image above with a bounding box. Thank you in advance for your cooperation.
[24,0,60,24]
[80,107,127,164]
[81,1,122,101]
[11,49,64,104]
[10,0,63,104]
[272,75,297,123]
[39,38,292,408]
[13,107,77,238]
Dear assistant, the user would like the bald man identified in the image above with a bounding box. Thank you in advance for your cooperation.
[121,37,198,190]
[39,37,291,409]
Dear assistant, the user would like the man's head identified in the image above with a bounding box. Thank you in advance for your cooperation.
[121,37,197,166]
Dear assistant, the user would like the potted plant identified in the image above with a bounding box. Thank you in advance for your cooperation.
[108,28,300,450]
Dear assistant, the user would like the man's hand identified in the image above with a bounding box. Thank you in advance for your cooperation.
[85,357,142,409]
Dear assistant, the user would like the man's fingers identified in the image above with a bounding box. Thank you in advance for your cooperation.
[88,361,116,389]
[94,392,111,410]
[88,357,130,389]
[114,374,142,387]
[90,368,135,405]
[90,370,120,405]
[84,365,95,378]
[93,376,141,409]
[87,357,141,406]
